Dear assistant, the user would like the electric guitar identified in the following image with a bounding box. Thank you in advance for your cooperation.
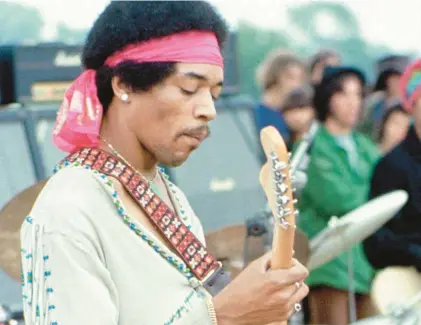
[259,126,298,325]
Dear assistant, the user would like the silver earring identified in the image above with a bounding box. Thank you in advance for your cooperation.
[120,93,129,102]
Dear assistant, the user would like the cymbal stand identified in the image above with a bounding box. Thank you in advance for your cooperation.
[347,247,358,323]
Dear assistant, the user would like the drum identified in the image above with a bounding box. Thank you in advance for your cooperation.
[351,313,419,325]
[205,225,309,278]
[0,179,47,281]
[371,266,421,315]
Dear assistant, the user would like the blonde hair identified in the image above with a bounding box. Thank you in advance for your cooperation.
[256,49,305,90]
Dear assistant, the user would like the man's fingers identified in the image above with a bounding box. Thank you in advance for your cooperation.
[276,280,306,301]
[266,259,309,287]
[290,282,309,304]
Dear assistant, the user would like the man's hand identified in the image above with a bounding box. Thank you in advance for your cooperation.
[213,253,309,325]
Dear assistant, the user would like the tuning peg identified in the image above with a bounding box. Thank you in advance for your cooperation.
[293,199,298,205]
[273,161,287,171]
[294,209,299,215]
[279,219,291,229]
[276,183,288,194]
[276,206,290,217]
[276,194,289,206]
[274,171,286,180]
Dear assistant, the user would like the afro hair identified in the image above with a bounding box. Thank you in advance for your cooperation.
[82,1,228,112]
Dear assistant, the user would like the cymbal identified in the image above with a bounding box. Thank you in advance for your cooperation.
[0,180,47,281]
[350,313,419,325]
[308,190,408,271]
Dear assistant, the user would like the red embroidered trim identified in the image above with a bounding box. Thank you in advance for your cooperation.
[65,148,219,281]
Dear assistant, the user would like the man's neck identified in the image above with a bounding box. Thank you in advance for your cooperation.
[262,88,285,111]
[99,114,158,180]
[324,118,352,136]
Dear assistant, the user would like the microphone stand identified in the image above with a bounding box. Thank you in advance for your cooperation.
[290,121,319,175]
[348,247,358,323]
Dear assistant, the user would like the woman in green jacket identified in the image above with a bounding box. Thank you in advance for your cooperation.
[297,66,380,324]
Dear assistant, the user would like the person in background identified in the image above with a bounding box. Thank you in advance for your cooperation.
[364,58,421,318]
[282,86,315,150]
[254,50,306,144]
[376,100,410,154]
[297,66,380,325]
[360,55,410,138]
[308,49,341,86]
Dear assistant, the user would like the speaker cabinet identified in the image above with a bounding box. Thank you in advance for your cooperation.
[0,109,38,209]
[0,45,83,105]
[27,105,67,178]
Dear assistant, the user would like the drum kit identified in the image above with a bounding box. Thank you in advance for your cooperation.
[0,171,418,325]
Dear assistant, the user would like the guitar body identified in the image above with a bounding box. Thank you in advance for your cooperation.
[259,126,298,325]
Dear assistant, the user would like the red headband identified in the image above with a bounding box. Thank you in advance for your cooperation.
[53,31,223,153]
[400,58,421,113]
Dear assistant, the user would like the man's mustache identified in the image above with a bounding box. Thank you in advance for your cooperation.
[178,125,211,139]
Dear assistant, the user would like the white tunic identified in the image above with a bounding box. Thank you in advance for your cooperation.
[20,165,214,325]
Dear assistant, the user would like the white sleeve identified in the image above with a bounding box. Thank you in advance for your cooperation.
[20,217,119,325]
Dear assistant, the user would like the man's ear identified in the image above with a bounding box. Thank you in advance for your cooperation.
[111,76,132,100]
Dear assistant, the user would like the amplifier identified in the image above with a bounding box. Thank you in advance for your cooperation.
[167,97,266,232]
[0,44,83,105]
[0,33,239,105]
[221,32,240,95]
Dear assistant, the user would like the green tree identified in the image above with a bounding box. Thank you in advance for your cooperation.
[234,1,397,98]
[286,1,394,83]
[237,21,289,98]
[56,23,88,44]
[0,2,43,44]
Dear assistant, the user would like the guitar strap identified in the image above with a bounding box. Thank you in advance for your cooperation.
[61,147,231,296]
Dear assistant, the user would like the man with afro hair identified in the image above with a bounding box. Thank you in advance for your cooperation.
[20,2,308,325]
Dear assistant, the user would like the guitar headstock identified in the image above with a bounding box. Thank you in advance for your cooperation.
[259,126,297,270]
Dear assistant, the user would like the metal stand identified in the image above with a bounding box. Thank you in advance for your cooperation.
[347,248,358,323]
[350,289,421,325]
[387,290,421,324]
